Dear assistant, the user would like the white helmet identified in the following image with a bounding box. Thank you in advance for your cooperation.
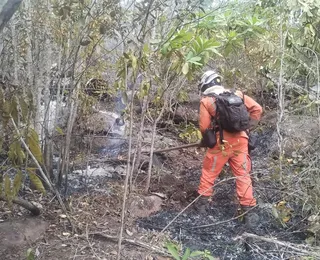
[199,70,222,93]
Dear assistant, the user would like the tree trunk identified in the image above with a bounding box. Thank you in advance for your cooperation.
[0,0,23,33]
[58,83,80,188]
[11,19,18,85]
[130,94,148,188]
[0,195,41,216]
[42,1,54,179]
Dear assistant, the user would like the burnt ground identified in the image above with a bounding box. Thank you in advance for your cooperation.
[137,142,309,260]
[0,122,314,260]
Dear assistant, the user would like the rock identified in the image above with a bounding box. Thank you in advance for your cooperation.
[173,105,199,124]
[73,166,113,177]
[128,195,163,218]
[309,85,320,101]
[82,111,125,135]
[114,165,126,175]
[253,114,319,157]
[270,115,319,156]
[79,110,127,152]
[0,218,48,253]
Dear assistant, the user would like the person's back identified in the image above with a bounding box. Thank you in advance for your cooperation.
[195,70,262,229]
[199,90,262,140]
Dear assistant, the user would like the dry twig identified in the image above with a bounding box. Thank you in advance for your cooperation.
[234,232,320,258]
[89,232,170,257]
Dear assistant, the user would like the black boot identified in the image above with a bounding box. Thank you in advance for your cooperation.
[241,205,260,230]
[194,196,212,214]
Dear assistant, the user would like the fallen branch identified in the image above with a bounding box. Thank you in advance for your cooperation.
[88,232,170,257]
[234,232,320,258]
[0,195,40,216]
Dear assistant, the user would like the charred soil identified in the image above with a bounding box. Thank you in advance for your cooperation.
[0,114,313,260]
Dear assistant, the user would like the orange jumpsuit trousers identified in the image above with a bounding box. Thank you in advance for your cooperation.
[198,91,263,207]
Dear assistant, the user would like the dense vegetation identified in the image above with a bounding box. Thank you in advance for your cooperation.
[0,0,320,257]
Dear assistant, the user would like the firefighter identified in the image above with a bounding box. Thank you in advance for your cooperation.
[196,70,263,227]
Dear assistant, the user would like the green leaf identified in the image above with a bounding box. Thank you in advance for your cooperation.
[4,175,12,200]
[186,51,194,60]
[56,127,64,135]
[2,100,11,127]
[182,62,189,75]
[26,248,35,260]
[27,168,46,195]
[188,56,201,62]
[8,141,25,165]
[143,43,149,53]
[166,243,180,260]
[12,171,23,197]
[182,247,191,260]
[188,56,203,65]
[190,250,204,257]
[27,129,43,164]
[131,54,138,73]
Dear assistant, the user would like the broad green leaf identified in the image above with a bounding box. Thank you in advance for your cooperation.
[188,56,202,65]
[143,43,149,53]
[12,171,23,197]
[123,52,130,59]
[27,168,46,195]
[27,129,43,164]
[166,243,180,260]
[26,248,35,260]
[4,175,12,200]
[224,44,233,56]
[182,247,191,260]
[197,130,202,140]
[182,62,189,75]
[188,60,202,66]
[190,250,204,257]
[207,47,222,57]
[186,51,194,60]
[2,100,11,127]
[8,141,25,165]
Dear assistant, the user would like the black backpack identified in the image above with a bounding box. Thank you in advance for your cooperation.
[211,91,250,133]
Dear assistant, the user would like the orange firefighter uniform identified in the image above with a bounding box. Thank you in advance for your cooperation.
[198,90,263,206]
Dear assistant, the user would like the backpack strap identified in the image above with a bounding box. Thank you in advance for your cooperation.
[210,93,224,144]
